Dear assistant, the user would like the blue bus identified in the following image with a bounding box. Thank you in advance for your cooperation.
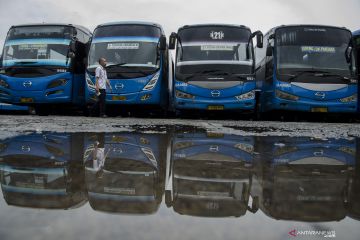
[255,25,357,116]
[0,23,92,115]
[255,136,355,221]
[168,24,263,114]
[353,30,360,113]
[86,22,171,114]
[0,133,87,209]
[165,132,258,217]
[83,133,165,214]
[347,138,360,220]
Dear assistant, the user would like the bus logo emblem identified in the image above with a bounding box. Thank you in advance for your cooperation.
[21,145,31,152]
[23,81,32,87]
[115,83,124,90]
[211,90,221,97]
[209,145,219,152]
[315,92,326,99]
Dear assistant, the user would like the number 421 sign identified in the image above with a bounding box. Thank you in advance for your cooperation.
[210,31,224,40]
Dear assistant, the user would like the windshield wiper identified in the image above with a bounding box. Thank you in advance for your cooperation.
[284,70,328,81]
[184,69,229,81]
[314,72,352,83]
[229,74,252,81]
[107,64,155,77]
[106,63,128,68]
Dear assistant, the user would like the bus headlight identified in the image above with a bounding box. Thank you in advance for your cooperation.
[141,147,158,168]
[86,73,96,90]
[235,90,255,101]
[275,90,299,101]
[0,79,10,89]
[143,72,160,91]
[46,79,67,89]
[234,143,254,153]
[175,90,195,99]
[340,94,357,103]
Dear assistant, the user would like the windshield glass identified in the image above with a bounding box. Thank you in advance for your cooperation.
[88,39,159,69]
[2,26,73,67]
[176,26,253,78]
[276,26,353,78]
[88,25,161,73]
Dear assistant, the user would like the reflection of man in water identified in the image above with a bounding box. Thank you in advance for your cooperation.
[91,134,109,178]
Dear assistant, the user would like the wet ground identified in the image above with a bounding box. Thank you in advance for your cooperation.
[0,116,359,240]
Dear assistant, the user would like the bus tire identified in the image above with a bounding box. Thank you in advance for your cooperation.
[35,105,50,116]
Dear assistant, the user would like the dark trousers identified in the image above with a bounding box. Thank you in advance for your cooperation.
[91,89,106,116]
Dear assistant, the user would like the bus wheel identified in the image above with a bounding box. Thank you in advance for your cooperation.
[254,101,263,121]
[35,105,50,116]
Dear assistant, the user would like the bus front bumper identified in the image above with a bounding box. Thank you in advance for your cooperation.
[175,97,255,111]
[0,87,72,105]
[271,97,357,113]
[86,89,161,105]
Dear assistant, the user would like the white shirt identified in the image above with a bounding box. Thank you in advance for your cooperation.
[95,66,108,90]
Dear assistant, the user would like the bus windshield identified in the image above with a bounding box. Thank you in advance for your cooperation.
[276,26,353,79]
[176,26,253,78]
[88,25,161,73]
[2,26,73,68]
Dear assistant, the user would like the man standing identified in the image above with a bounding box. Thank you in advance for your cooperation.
[94,58,112,117]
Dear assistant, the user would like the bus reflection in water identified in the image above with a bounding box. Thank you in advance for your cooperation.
[0,133,87,209]
[165,132,259,217]
[347,138,360,220]
[252,137,355,221]
[83,133,166,214]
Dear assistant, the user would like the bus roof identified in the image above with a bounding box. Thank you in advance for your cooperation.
[353,29,360,36]
[178,24,251,32]
[266,24,350,35]
[96,21,164,32]
[10,23,92,35]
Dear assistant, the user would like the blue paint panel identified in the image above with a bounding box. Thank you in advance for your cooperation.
[0,72,76,104]
[0,103,28,111]
[174,79,256,111]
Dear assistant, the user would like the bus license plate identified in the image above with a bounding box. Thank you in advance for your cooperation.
[208,105,224,111]
[20,98,34,103]
[311,107,328,113]
[207,132,224,138]
[112,96,127,101]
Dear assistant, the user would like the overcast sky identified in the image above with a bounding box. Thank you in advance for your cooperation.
[0,0,359,48]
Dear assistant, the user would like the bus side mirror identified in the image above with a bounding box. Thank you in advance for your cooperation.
[256,33,264,48]
[159,35,167,51]
[70,40,77,52]
[266,46,273,57]
[68,52,76,59]
[251,31,263,49]
[345,46,353,63]
[85,38,92,53]
[0,55,3,68]
[169,32,177,50]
